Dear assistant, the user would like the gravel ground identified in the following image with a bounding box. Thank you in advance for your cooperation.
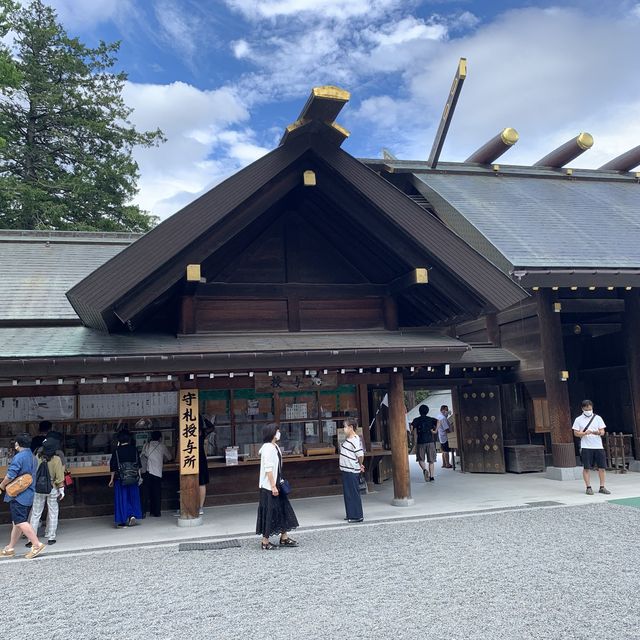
[1,503,638,640]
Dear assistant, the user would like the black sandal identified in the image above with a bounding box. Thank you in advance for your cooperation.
[261,541,278,550]
[279,537,298,547]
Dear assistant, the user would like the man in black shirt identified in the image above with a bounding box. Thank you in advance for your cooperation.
[410,405,438,482]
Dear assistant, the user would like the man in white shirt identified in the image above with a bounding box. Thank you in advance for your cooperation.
[572,399,610,496]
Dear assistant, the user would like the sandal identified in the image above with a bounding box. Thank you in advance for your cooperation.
[0,547,15,558]
[279,537,298,547]
[261,541,278,550]
[25,543,46,559]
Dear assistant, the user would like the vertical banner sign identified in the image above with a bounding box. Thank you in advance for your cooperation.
[179,389,199,475]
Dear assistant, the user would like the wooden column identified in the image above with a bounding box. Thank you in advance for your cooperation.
[536,290,574,467]
[388,372,413,505]
[623,290,640,458]
[180,475,199,519]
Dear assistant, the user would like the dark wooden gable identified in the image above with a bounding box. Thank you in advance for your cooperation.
[68,123,526,334]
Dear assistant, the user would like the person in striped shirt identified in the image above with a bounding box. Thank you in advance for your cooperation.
[339,418,364,523]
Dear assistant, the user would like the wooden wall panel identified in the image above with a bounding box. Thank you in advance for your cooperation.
[299,298,384,330]
[195,298,288,331]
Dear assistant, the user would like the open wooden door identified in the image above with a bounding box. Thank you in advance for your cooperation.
[458,384,505,473]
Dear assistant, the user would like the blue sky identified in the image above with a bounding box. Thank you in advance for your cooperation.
[23,0,640,219]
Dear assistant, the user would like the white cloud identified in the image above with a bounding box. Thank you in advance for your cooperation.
[224,0,403,20]
[353,6,640,167]
[122,81,269,219]
[232,39,251,59]
[154,0,201,62]
[32,0,136,30]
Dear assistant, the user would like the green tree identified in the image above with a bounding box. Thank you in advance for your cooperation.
[0,0,164,231]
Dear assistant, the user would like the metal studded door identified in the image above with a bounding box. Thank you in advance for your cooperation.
[458,384,505,473]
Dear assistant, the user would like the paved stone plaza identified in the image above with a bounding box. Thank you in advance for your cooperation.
[1,501,638,640]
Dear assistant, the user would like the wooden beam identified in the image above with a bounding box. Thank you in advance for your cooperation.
[197,282,387,298]
[427,58,467,168]
[556,299,625,314]
[389,268,429,294]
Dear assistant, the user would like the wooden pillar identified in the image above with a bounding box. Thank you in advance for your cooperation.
[180,475,199,519]
[536,290,575,467]
[388,372,413,505]
[623,290,640,458]
[177,389,202,525]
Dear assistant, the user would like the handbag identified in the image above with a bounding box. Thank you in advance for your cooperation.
[6,473,33,498]
[358,473,368,495]
[116,450,139,487]
[279,478,291,495]
[64,470,73,487]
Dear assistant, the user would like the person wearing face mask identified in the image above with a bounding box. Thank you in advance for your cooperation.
[256,423,299,550]
[572,399,610,495]
[339,417,365,523]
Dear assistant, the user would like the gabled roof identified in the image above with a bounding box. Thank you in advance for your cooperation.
[412,171,640,271]
[0,230,139,324]
[362,158,640,286]
[67,129,526,332]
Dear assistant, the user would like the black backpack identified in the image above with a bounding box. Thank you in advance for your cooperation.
[35,459,52,494]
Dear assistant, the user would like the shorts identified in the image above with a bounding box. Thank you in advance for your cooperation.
[9,501,30,525]
[581,448,606,470]
[439,441,450,452]
[416,443,436,463]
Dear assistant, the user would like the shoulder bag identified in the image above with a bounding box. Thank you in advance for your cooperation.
[582,414,597,432]
[6,473,33,498]
[116,449,140,486]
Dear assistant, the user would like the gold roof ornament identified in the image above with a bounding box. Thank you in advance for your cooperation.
[280,85,351,147]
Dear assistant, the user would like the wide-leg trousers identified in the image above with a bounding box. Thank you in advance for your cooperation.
[30,487,59,540]
[341,471,363,520]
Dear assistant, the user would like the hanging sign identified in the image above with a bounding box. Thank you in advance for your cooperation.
[178,389,199,476]
[255,372,338,392]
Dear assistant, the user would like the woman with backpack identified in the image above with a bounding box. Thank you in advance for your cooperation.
[28,438,65,546]
[108,431,142,528]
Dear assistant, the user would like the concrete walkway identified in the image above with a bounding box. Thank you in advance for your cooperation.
[3,457,640,555]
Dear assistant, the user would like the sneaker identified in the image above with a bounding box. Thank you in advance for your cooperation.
[599,487,611,495]
[423,469,429,482]
[47,539,57,545]
[198,508,204,516]
[429,477,435,482]
[347,518,364,523]
[126,516,136,527]
[25,543,46,559]
[586,487,594,495]
[25,541,32,548]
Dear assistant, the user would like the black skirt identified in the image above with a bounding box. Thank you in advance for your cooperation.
[256,488,299,537]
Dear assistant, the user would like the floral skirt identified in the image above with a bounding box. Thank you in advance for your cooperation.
[256,488,299,537]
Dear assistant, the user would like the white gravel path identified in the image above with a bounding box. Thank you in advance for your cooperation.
[1,502,638,640]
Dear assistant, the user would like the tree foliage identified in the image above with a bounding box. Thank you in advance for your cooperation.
[0,0,164,231]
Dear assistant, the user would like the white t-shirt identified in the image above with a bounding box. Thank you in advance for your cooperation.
[572,413,606,449]
[436,413,450,444]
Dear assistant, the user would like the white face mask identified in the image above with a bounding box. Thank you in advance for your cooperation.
[275,431,281,441]
[583,410,593,417]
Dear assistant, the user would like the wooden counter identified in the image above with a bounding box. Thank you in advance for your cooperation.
[0,450,391,480]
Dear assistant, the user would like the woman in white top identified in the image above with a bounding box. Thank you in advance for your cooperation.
[256,423,299,550]
[140,430,172,517]
[339,417,365,523]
